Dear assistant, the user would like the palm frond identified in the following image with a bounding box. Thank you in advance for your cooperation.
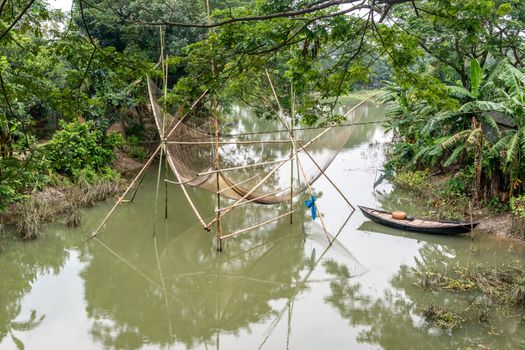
[466,128,482,145]
[470,59,482,99]
[480,113,501,136]
[458,101,511,114]
[421,112,456,136]
[490,134,512,157]
[506,129,523,165]
[501,64,520,97]
[447,85,472,100]
[443,144,466,167]
[441,130,470,150]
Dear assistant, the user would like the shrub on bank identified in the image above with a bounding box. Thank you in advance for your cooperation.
[45,120,124,181]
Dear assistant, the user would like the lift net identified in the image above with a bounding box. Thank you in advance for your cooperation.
[147,78,360,204]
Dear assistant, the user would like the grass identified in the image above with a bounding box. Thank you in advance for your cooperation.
[0,223,6,253]
[13,179,125,239]
[391,171,472,221]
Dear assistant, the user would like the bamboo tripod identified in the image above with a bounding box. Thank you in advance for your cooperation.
[88,22,375,250]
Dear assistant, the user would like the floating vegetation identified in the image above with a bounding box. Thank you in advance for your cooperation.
[472,266,525,307]
[421,304,465,330]
[416,264,525,307]
[416,267,476,291]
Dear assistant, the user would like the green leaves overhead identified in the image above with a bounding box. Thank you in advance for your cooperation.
[470,59,482,99]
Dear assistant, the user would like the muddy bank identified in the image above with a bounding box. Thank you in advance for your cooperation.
[0,152,145,240]
[391,171,523,241]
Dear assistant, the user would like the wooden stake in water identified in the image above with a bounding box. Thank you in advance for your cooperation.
[214,96,223,252]
[289,84,295,224]
[206,0,223,252]
[163,54,169,219]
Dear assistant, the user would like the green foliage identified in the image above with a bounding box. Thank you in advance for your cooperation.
[510,195,525,218]
[470,59,482,99]
[393,170,429,191]
[487,196,509,213]
[45,121,123,181]
[0,154,49,212]
[440,173,473,198]
[126,135,148,160]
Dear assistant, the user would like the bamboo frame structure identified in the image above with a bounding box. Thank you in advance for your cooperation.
[202,115,349,230]
[166,139,297,145]
[90,48,367,252]
[265,70,332,242]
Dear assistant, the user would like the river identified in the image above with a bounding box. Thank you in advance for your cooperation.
[1,99,525,349]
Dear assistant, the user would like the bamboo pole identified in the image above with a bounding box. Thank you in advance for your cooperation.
[88,144,162,240]
[154,40,174,339]
[89,87,209,240]
[121,168,147,203]
[265,69,357,211]
[213,95,223,251]
[198,158,290,176]
[154,144,164,235]
[221,211,294,240]
[289,83,295,224]
[265,70,331,242]
[205,0,223,251]
[215,187,289,213]
[166,139,298,145]
[204,122,337,228]
[163,54,169,220]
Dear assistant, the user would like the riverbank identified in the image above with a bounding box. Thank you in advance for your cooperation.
[0,152,145,242]
[391,170,524,240]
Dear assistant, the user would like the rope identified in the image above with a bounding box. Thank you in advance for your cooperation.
[131,119,390,144]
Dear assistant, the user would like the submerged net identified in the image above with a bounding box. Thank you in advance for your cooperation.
[147,78,360,204]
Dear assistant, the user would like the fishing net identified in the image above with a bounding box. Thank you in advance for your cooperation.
[147,78,360,204]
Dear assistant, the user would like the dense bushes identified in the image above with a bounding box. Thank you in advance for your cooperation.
[0,154,49,212]
[0,120,123,216]
[45,121,124,181]
[384,60,525,204]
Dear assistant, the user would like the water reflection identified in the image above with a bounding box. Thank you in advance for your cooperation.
[345,223,525,349]
[2,100,525,349]
[80,207,364,349]
[0,234,69,349]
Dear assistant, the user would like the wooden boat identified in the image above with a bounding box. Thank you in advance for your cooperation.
[358,206,479,235]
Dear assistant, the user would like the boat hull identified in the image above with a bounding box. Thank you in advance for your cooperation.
[358,206,479,235]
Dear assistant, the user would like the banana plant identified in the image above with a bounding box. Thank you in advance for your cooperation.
[430,59,508,200]
[491,63,525,196]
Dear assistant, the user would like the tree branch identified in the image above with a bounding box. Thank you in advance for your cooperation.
[0,0,37,42]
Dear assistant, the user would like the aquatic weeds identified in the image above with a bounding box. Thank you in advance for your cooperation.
[64,208,82,228]
[472,266,525,307]
[0,223,6,252]
[416,267,476,291]
[421,304,465,330]
[16,196,43,240]
[12,179,124,237]
[415,264,525,307]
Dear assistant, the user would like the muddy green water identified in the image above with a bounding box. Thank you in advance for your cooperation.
[2,101,525,350]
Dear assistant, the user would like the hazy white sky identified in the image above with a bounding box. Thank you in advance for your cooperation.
[49,0,72,12]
